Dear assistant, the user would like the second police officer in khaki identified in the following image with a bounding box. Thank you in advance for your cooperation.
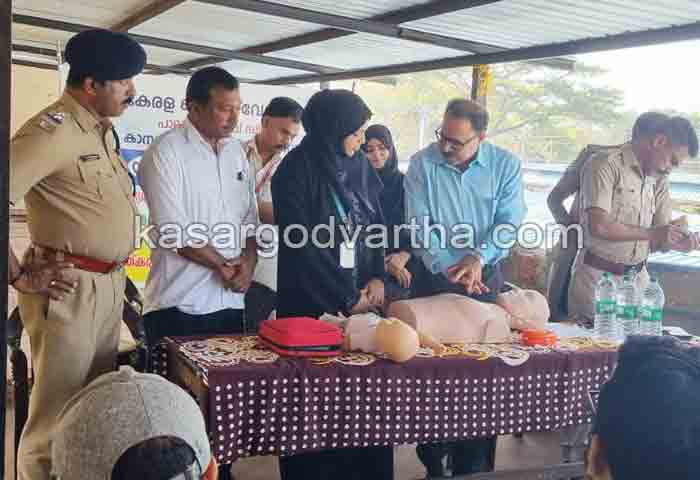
[568,115,699,325]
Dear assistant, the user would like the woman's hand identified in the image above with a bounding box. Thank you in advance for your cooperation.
[387,263,412,289]
[386,252,412,289]
[350,289,371,314]
[366,278,385,307]
[386,252,410,271]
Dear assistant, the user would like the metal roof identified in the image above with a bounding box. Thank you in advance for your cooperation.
[9,0,700,83]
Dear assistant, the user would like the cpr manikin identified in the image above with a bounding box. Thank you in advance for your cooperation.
[320,313,439,362]
[387,287,550,344]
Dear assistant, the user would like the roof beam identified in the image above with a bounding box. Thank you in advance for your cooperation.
[198,0,499,53]
[175,0,571,73]
[258,21,700,85]
[110,0,187,32]
[12,58,57,70]
[243,0,505,55]
[12,14,337,74]
[11,43,221,77]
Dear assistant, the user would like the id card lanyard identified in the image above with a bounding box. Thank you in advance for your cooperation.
[329,188,357,282]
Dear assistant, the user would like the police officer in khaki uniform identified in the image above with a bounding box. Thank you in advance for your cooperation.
[568,115,699,325]
[546,112,669,320]
[7,29,146,480]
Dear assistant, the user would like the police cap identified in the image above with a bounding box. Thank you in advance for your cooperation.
[65,29,146,81]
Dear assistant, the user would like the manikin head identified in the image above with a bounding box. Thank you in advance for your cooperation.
[495,288,550,331]
[375,318,419,363]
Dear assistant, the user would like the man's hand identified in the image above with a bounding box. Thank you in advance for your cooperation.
[216,260,239,285]
[225,255,256,293]
[366,278,385,307]
[13,249,77,300]
[350,288,371,314]
[447,255,490,295]
[386,252,412,289]
[650,224,686,251]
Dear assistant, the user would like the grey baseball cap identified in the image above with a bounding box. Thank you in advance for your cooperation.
[51,366,211,479]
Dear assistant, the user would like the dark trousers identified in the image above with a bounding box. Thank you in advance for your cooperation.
[414,262,503,477]
[279,446,394,480]
[143,306,245,350]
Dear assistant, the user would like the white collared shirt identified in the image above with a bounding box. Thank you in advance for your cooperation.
[243,137,282,203]
[243,137,281,291]
[139,119,259,315]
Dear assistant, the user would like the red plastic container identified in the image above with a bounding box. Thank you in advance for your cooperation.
[258,317,343,357]
[521,329,558,347]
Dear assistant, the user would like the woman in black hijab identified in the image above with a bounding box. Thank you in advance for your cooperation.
[272,90,393,480]
[273,89,386,320]
[363,124,420,301]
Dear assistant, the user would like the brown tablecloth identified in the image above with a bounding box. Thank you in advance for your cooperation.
[159,336,616,464]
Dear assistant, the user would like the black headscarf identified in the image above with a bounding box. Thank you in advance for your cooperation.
[300,89,380,226]
[363,124,402,199]
[362,124,406,251]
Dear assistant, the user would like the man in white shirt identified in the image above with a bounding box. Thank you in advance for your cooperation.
[139,66,259,349]
[243,97,303,328]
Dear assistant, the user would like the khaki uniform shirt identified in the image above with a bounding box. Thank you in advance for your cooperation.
[243,137,282,203]
[10,92,137,262]
[579,143,672,265]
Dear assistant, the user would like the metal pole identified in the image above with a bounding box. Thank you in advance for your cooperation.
[0,0,11,478]
[55,40,62,94]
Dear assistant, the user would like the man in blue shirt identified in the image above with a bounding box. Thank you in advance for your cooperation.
[405,98,526,478]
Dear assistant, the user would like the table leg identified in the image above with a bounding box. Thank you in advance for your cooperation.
[560,424,591,463]
[218,463,234,480]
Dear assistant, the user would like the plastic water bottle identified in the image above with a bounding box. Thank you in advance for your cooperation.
[639,277,665,336]
[594,272,618,341]
[617,274,639,340]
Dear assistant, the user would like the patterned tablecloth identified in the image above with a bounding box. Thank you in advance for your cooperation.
[159,335,618,464]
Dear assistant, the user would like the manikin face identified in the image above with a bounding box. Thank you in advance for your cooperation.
[495,288,550,329]
[375,318,419,363]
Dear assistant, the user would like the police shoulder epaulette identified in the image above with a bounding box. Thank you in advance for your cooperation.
[36,110,66,133]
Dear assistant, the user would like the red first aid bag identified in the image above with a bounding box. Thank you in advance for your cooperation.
[258,317,343,357]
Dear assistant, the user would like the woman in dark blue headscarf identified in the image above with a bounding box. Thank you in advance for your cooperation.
[272,90,393,480]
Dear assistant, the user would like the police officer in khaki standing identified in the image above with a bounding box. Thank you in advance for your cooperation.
[7,29,146,480]
[568,115,699,325]
[546,112,668,320]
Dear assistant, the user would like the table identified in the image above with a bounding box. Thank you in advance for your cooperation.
[158,335,617,465]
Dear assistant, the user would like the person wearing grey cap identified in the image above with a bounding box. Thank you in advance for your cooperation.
[52,366,219,479]
[8,28,146,480]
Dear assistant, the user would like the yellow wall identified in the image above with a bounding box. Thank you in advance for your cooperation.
[11,64,60,135]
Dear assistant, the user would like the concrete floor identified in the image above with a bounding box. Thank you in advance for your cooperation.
[225,432,564,480]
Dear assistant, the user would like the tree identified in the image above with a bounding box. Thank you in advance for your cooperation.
[346,62,632,165]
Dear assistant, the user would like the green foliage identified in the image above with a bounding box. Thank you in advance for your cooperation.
[342,62,697,166]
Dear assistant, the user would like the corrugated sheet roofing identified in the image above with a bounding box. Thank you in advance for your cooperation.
[10,0,700,83]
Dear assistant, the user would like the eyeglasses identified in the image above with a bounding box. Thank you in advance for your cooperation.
[435,129,479,151]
